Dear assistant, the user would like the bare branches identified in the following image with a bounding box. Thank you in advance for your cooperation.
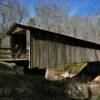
[0,0,28,36]
[34,2,69,33]
[0,2,11,8]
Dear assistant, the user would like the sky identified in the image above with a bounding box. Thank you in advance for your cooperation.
[67,0,100,16]
[25,0,100,17]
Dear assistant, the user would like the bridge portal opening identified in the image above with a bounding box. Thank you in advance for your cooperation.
[11,30,26,49]
[11,29,27,59]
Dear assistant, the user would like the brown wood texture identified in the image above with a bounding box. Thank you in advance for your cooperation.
[3,23,100,69]
[30,32,100,69]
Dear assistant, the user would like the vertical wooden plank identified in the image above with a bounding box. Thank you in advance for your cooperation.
[61,43,66,65]
[53,41,55,68]
[38,39,40,68]
[75,47,81,63]
[57,40,59,67]
[42,40,44,68]
[48,40,50,68]
[73,46,76,63]
[40,39,43,68]
[58,43,61,65]
[46,37,49,68]
[79,47,82,63]
[74,46,76,63]
[95,49,100,61]
[48,37,50,68]
[32,34,35,68]
[70,46,75,63]
[80,47,83,62]
[42,40,45,68]
[35,33,40,68]
[69,45,71,64]
[85,48,91,62]
[64,44,66,65]
[66,45,69,64]
[83,48,88,63]
[43,40,47,68]
[58,43,60,65]
[74,46,77,63]
[34,39,36,67]
[81,48,85,62]
[47,40,49,68]
[92,49,96,61]
[52,40,55,68]
[36,39,38,67]
[49,40,52,68]
[51,40,54,68]
[54,41,57,67]
[61,44,63,65]
[91,49,97,61]
[95,49,98,61]
[34,38,37,67]
[50,40,53,68]
[46,40,48,68]
[56,39,58,67]
[69,45,72,63]
[26,30,31,68]
[38,39,41,69]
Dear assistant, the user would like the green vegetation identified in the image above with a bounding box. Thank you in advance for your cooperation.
[0,62,99,100]
[0,74,67,99]
[96,94,100,100]
[54,63,87,75]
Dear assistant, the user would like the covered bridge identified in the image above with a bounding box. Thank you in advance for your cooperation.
[0,23,100,69]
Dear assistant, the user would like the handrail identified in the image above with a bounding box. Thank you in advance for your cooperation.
[0,48,29,60]
[0,47,27,51]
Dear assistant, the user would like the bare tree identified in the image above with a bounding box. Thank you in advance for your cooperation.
[34,1,69,33]
[0,0,28,37]
[33,0,100,44]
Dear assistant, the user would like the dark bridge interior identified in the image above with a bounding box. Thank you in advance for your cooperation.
[11,31,26,49]
[73,61,100,82]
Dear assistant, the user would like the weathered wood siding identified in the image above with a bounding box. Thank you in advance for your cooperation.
[0,36,11,58]
[30,30,100,69]
[0,36,11,48]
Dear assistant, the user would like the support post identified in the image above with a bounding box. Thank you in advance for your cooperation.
[26,30,31,68]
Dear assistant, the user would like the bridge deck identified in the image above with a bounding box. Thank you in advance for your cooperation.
[0,58,28,62]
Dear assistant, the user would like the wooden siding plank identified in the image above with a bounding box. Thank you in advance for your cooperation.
[26,30,31,68]
[66,45,70,64]
[58,43,62,65]
[46,37,49,68]
[31,35,33,67]
[31,32,100,69]
[95,50,100,61]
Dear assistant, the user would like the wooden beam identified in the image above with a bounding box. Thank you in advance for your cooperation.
[26,30,31,68]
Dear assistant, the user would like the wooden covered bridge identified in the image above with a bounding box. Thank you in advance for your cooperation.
[0,23,100,69]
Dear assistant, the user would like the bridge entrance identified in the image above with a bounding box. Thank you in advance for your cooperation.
[11,30,26,52]
[0,29,29,67]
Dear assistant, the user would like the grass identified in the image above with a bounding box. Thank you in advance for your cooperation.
[0,62,99,100]
[0,72,93,100]
[53,63,87,76]
[0,73,67,99]
[56,63,87,71]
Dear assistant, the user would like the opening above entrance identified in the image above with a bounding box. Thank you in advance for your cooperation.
[11,30,26,49]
